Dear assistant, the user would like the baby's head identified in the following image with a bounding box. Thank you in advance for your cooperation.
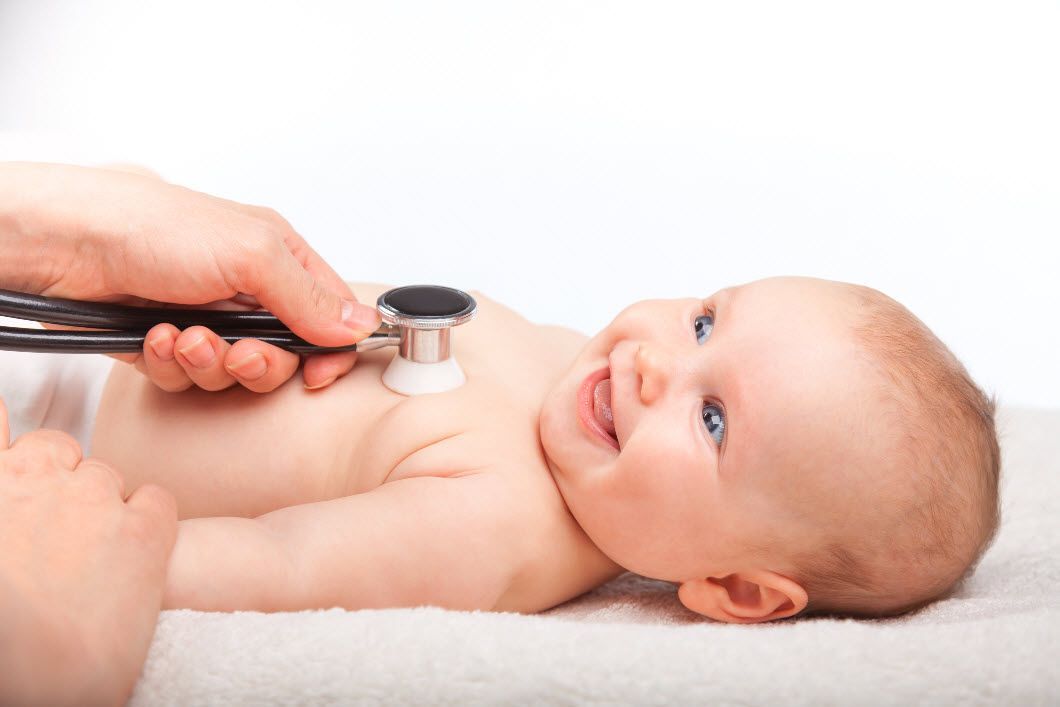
[539,276,1000,623]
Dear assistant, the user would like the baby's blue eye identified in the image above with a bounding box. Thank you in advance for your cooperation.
[702,403,725,446]
[694,314,714,344]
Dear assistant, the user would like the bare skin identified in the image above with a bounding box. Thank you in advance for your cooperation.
[0,402,176,706]
[93,276,880,621]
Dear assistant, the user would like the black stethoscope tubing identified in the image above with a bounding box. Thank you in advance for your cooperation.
[0,289,358,354]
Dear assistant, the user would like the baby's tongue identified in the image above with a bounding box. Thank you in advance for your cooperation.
[592,379,616,436]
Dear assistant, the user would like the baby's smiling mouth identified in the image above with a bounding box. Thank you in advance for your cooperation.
[592,375,619,447]
[578,365,620,451]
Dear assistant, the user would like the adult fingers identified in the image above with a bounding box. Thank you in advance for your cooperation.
[284,240,365,390]
[229,224,379,349]
[303,351,358,390]
[222,338,301,393]
[142,324,194,392]
[144,323,305,393]
[287,234,357,303]
[226,203,357,304]
[172,326,238,392]
[258,245,378,347]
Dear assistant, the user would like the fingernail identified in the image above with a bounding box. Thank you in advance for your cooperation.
[341,299,381,333]
[225,353,267,380]
[177,336,215,368]
[148,334,174,361]
[304,376,337,391]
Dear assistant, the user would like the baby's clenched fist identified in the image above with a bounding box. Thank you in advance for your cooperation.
[0,397,177,707]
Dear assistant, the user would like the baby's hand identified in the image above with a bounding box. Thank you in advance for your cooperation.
[0,398,177,706]
[136,322,351,393]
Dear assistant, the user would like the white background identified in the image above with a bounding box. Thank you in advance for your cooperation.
[1,1,1057,408]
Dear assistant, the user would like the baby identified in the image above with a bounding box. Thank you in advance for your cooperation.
[91,276,1001,622]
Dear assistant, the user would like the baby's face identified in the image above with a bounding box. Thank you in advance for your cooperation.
[539,276,878,584]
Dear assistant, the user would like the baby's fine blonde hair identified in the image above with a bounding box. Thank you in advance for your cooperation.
[795,283,1002,618]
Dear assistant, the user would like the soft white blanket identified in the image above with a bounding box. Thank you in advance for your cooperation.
[130,406,1060,706]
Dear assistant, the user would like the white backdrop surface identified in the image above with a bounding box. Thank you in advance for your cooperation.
[0,1,1057,408]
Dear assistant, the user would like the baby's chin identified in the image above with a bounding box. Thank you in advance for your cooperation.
[538,368,577,460]
[537,360,613,488]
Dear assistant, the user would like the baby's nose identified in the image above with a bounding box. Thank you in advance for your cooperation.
[633,342,677,405]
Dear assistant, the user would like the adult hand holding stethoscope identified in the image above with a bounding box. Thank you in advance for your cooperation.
[1,161,381,393]
[0,161,380,706]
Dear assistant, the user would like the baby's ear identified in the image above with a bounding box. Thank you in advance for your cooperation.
[678,570,808,624]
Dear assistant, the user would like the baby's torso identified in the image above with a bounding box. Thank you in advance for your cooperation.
[94,284,560,515]
[92,283,624,612]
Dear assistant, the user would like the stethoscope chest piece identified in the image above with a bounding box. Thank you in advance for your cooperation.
[376,285,477,396]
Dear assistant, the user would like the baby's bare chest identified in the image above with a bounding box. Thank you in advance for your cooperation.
[339,361,551,494]
[92,295,576,519]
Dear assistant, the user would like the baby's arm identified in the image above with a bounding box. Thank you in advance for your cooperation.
[163,472,521,613]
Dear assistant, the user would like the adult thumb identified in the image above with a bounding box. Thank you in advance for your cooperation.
[251,249,380,348]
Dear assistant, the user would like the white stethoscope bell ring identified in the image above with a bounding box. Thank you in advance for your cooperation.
[363,285,477,396]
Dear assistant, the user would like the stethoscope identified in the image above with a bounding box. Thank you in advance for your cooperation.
[0,285,477,396]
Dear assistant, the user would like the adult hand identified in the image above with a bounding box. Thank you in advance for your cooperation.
[0,162,380,391]
[0,398,178,706]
